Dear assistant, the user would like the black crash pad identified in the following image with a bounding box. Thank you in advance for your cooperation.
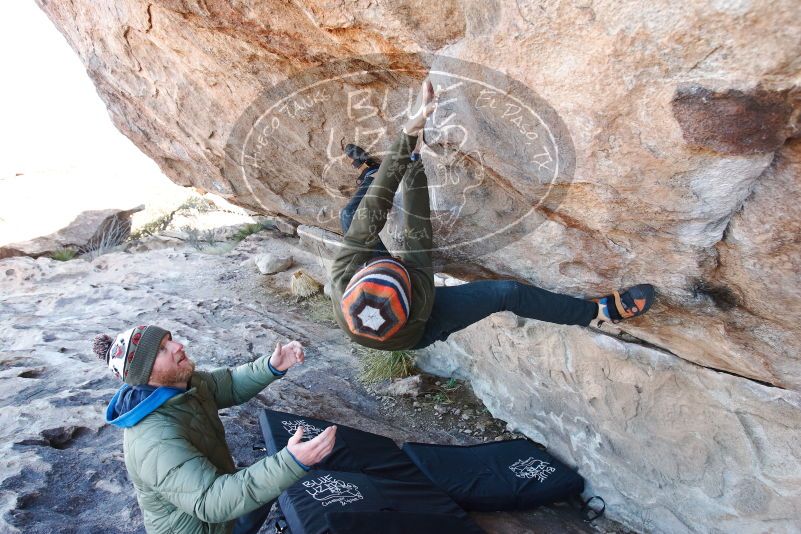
[259,409,427,484]
[326,511,481,534]
[402,439,584,512]
[279,470,484,534]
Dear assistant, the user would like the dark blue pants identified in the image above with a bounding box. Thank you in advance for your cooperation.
[232,501,272,534]
[411,280,597,349]
[340,167,389,256]
[340,169,598,350]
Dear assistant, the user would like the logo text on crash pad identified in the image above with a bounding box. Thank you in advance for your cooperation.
[303,475,364,507]
[509,457,557,482]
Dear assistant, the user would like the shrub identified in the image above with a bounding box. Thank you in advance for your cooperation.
[203,228,218,247]
[232,223,265,242]
[82,217,130,260]
[51,248,77,261]
[358,349,416,383]
[178,196,215,212]
[181,226,202,250]
[129,211,174,240]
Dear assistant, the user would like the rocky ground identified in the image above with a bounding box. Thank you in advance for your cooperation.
[0,217,628,534]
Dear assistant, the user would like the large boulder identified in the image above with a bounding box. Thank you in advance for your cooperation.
[415,315,801,533]
[35,0,801,530]
[0,207,142,260]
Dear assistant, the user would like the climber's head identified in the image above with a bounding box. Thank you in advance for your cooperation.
[341,256,412,341]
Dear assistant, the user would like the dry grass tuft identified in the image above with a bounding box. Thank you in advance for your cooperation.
[358,348,416,383]
[290,270,322,298]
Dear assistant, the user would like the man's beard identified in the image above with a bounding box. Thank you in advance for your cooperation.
[150,359,196,387]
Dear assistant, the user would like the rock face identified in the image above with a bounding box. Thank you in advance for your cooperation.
[415,319,801,533]
[34,0,801,531]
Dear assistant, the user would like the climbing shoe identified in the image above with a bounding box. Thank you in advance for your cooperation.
[345,143,379,169]
[594,284,655,324]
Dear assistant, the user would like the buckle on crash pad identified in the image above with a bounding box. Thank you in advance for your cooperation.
[582,496,606,522]
[274,518,288,533]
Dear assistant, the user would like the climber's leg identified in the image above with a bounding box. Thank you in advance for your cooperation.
[340,164,379,233]
[340,163,388,256]
[412,280,598,349]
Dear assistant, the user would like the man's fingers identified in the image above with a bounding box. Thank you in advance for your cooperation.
[285,341,302,362]
[288,427,303,445]
[317,427,337,451]
[320,431,336,456]
[305,430,332,459]
[308,428,336,461]
[284,341,303,364]
[309,426,336,450]
[320,429,336,447]
[309,427,332,444]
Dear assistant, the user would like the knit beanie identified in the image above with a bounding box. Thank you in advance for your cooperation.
[341,257,412,341]
[93,325,170,385]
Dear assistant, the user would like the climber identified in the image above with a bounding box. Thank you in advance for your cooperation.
[95,325,336,534]
[329,78,655,351]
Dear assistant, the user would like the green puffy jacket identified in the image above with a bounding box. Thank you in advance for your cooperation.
[106,356,306,533]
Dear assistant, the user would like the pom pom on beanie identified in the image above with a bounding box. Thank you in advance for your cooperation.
[93,334,113,361]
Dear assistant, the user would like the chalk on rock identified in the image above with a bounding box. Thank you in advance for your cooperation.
[434,273,468,287]
[254,253,293,274]
[444,276,467,287]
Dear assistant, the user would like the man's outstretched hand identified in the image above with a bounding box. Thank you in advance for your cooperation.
[269,340,305,372]
[287,425,337,466]
[403,78,437,136]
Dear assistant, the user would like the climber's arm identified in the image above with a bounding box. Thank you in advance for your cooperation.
[395,161,433,272]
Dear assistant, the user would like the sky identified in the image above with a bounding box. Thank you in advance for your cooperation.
[0,2,186,245]
[0,2,151,175]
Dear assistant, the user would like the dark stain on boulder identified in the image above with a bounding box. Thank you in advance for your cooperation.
[672,85,796,155]
[692,278,742,311]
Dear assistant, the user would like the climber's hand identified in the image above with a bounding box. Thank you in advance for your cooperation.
[403,78,437,136]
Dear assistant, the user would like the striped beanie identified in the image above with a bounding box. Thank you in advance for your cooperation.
[341,257,412,341]
[92,325,170,385]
